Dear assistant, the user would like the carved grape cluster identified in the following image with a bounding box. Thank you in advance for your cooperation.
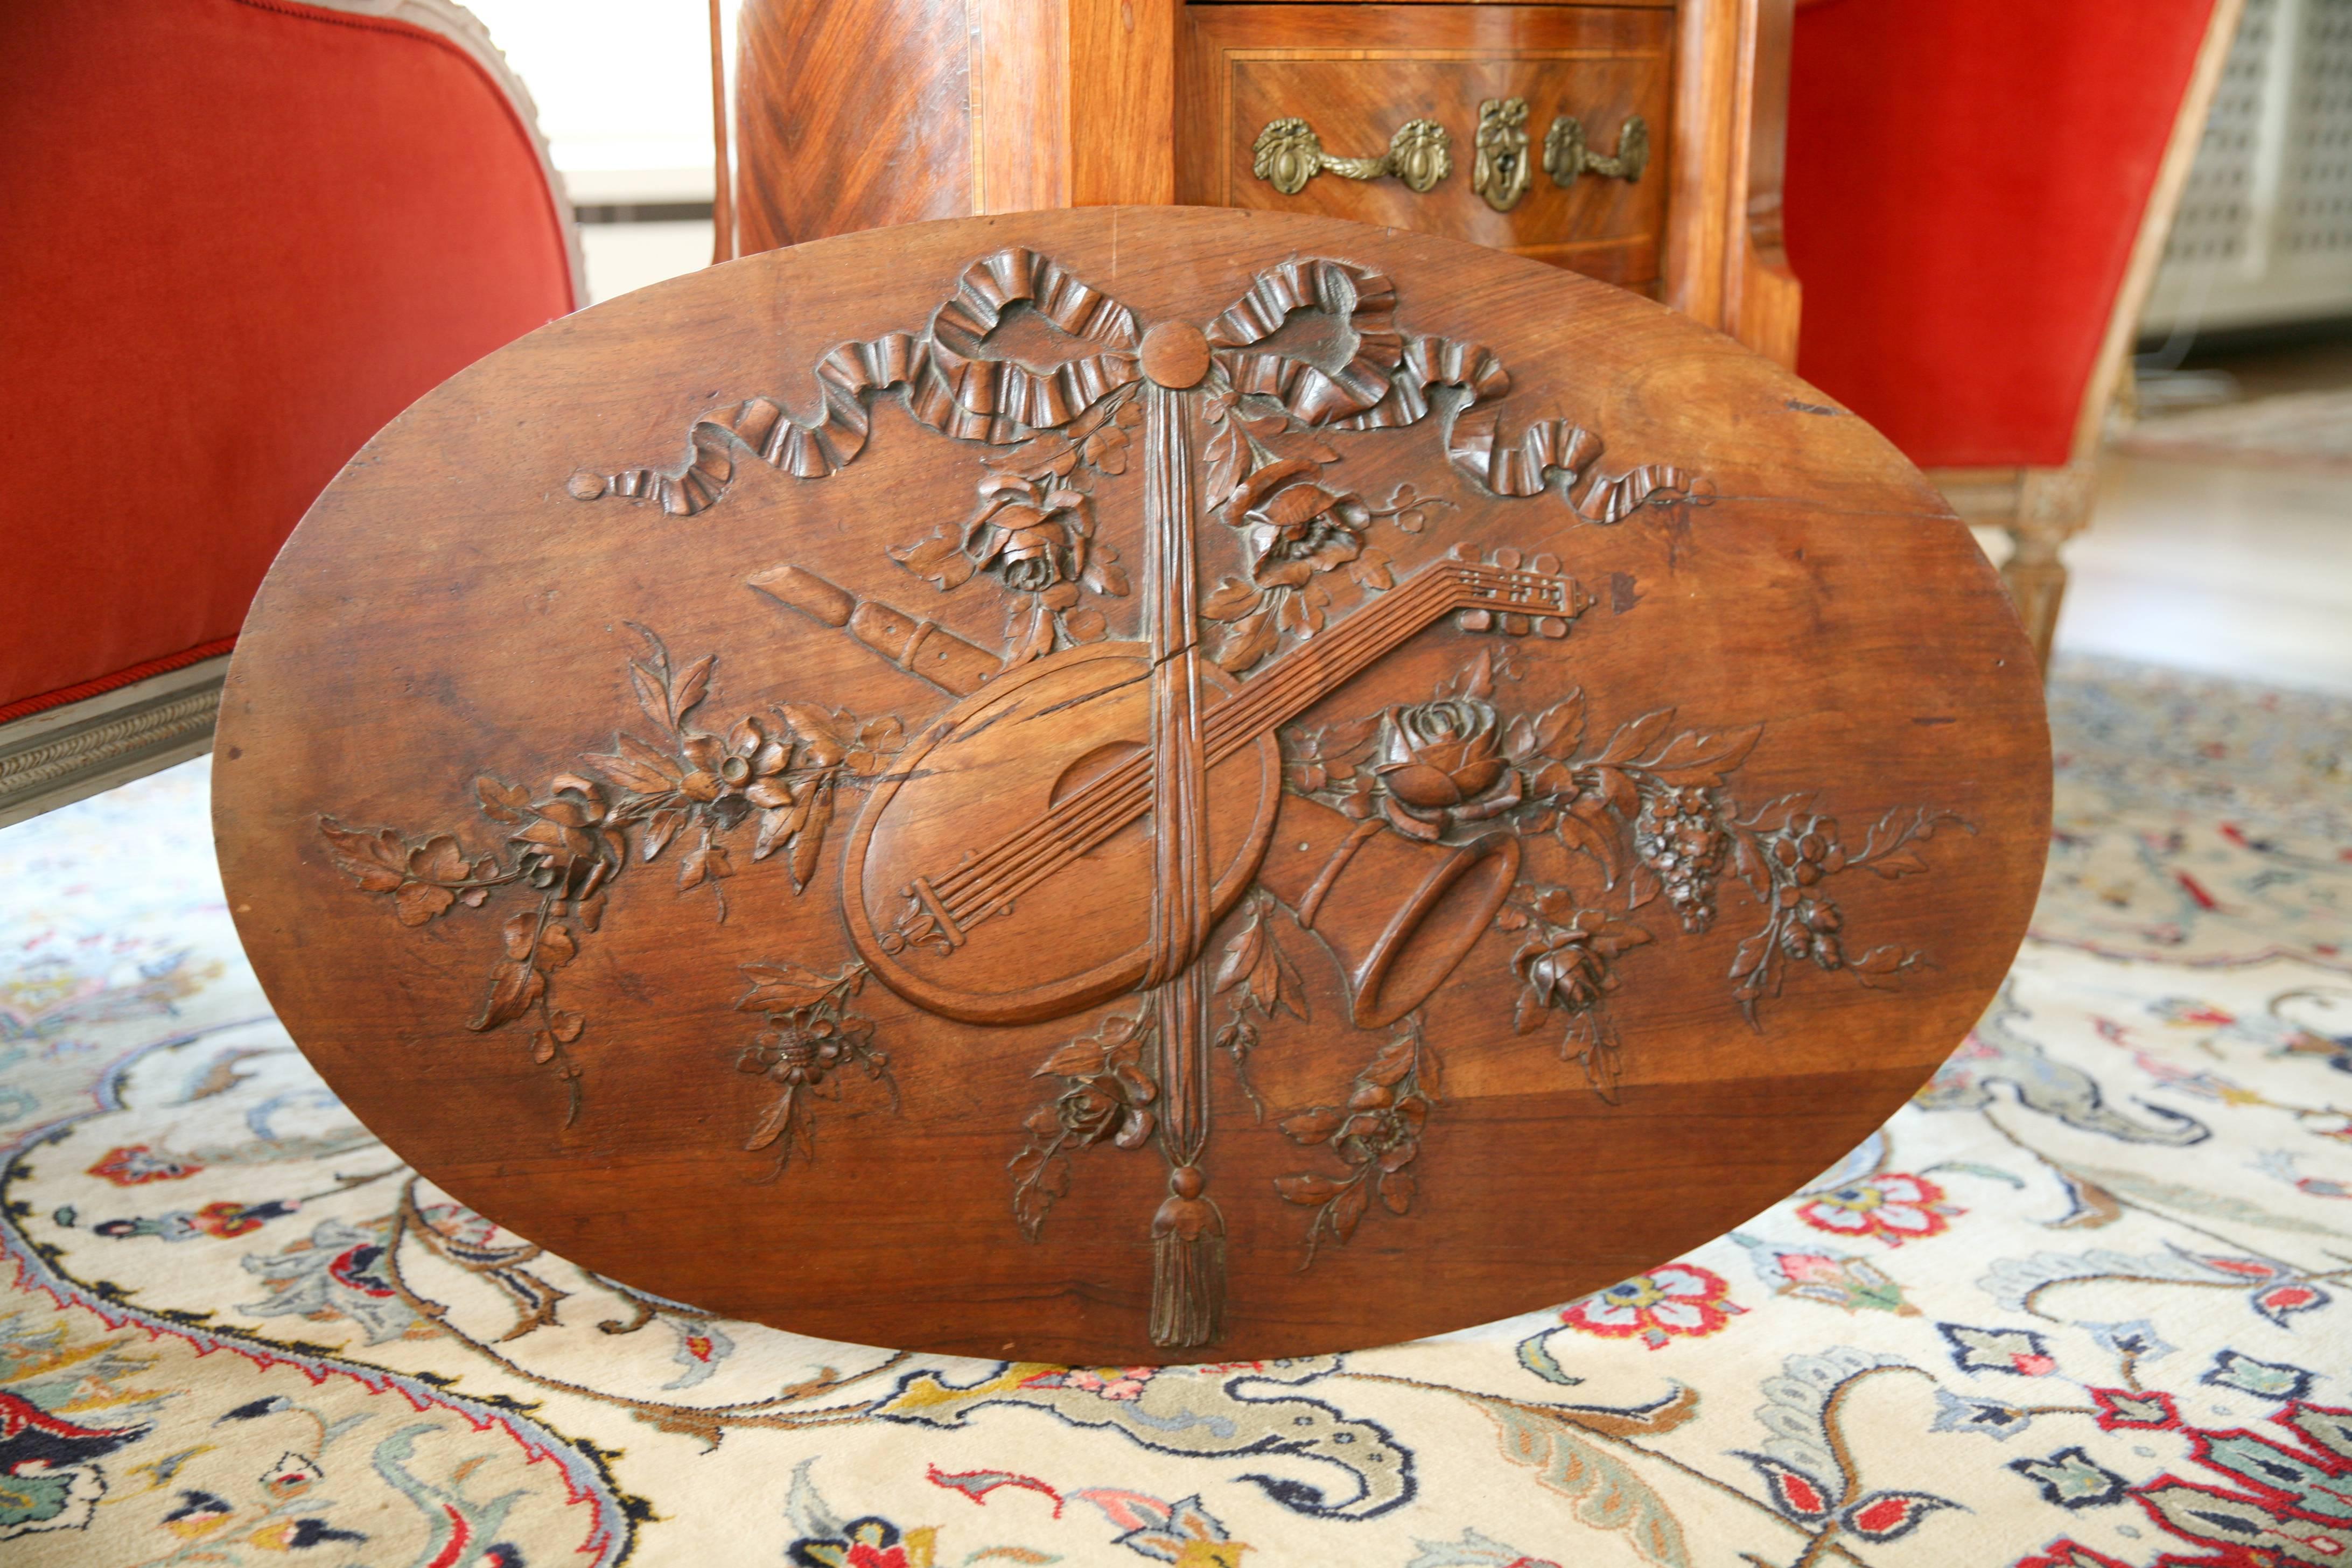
[1634,785,1730,934]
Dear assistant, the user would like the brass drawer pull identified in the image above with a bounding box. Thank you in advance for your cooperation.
[1471,97,1534,212]
[1544,115,1650,185]
[1252,116,1453,196]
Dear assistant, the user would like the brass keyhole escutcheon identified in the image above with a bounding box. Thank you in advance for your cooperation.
[1472,97,1533,212]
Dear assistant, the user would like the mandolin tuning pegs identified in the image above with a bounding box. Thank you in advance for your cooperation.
[1531,551,1560,576]
[1458,608,1495,632]
[1537,615,1571,638]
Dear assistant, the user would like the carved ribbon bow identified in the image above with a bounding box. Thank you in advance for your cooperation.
[571,248,1707,528]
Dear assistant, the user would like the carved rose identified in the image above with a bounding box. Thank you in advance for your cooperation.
[1227,461,1374,590]
[1252,116,1323,196]
[1513,911,1618,1016]
[509,779,626,898]
[1373,697,1523,839]
[963,475,1091,594]
[1055,1070,1156,1150]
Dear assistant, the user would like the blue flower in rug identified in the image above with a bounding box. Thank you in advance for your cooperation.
[2082,1319,2174,1365]
[2009,1447,2132,1509]
[1937,1322,2060,1377]
[237,1218,424,1345]
[2201,1349,2316,1402]
[1928,1388,2036,1441]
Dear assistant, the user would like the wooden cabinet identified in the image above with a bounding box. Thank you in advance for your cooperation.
[719,0,1797,364]
[1179,6,1674,287]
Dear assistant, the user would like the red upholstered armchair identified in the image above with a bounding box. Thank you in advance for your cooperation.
[0,0,579,825]
[1781,0,2243,667]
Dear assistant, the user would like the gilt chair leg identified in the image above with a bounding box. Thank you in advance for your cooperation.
[1999,465,2096,678]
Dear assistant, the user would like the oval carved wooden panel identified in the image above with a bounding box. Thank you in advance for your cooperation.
[213,208,2048,1365]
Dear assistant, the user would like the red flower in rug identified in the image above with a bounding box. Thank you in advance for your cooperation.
[192,1201,274,1238]
[1562,1263,1745,1349]
[86,1145,202,1186]
[1795,1172,1957,1247]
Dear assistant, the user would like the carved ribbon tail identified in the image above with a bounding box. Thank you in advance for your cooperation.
[1140,377,1224,1349]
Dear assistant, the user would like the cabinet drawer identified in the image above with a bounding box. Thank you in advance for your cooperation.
[1178,5,1674,287]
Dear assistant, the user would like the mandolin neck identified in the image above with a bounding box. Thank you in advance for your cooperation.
[1203,559,1563,759]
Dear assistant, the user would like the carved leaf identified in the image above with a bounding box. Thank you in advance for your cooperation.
[548,1007,584,1042]
[890,530,976,592]
[1534,694,1587,759]
[1415,1046,1444,1100]
[1062,606,1108,642]
[1280,1107,1342,1144]
[1214,915,1266,995]
[475,776,531,824]
[393,880,455,927]
[745,1086,797,1152]
[629,662,671,733]
[1276,1173,1341,1205]
[1329,1177,1371,1241]
[471,960,544,1032]
[1380,1170,1417,1215]
[738,961,838,1013]
[575,892,606,933]
[583,747,677,795]
[319,821,409,893]
[753,795,807,860]
[1007,599,1055,668]
[788,786,832,893]
[1595,709,1676,765]
[1514,987,1549,1035]
[409,832,473,883]
[777,703,846,757]
[1363,1035,1417,1088]
[1730,932,1772,981]
[1642,724,1763,787]
[501,911,538,958]
[1212,610,1278,674]
[1080,551,1131,597]
[535,923,578,970]
[641,807,687,861]
[1346,548,1394,592]
[1039,1039,1109,1078]
[670,654,715,721]
[1201,576,1261,623]
[531,1030,557,1064]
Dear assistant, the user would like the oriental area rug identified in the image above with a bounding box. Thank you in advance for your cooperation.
[2,654,2348,1568]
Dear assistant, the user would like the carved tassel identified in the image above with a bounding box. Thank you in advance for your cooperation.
[1150,1166,1225,1349]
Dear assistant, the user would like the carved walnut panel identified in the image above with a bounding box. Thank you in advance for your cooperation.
[214,208,2048,1365]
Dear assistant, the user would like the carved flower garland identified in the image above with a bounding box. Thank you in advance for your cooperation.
[1285,648,1968,1105]
[319,626,905,1130]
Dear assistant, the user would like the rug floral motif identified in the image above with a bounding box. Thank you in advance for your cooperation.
[2,654,2347,1566]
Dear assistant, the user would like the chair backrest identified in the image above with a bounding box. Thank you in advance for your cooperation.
[1781,0,2229,471]
[0,0,579,720]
